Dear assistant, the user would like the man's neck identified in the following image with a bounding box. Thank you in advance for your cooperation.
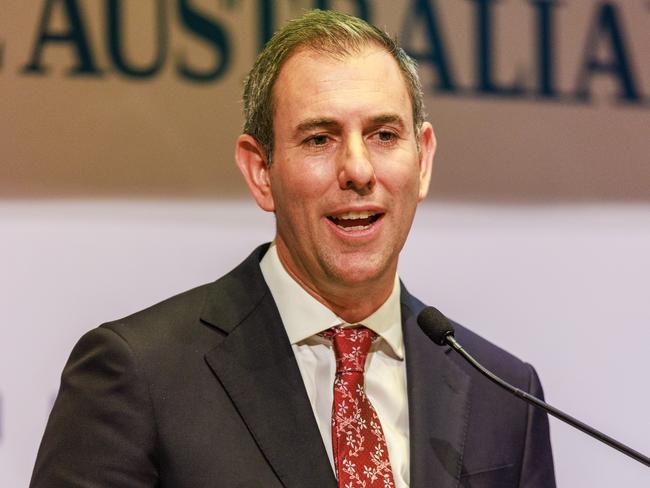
[276,247,396,324]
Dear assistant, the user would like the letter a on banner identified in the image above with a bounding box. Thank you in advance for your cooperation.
[23,0,101,75]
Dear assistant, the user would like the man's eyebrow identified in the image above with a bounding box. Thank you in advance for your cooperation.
[369,113,406,128]
[293,114,407,136]
[295,118,341,134]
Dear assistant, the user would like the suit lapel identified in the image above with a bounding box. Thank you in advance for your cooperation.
[402,291,471,488]
[199,248,471,488]
[202,247,337,488]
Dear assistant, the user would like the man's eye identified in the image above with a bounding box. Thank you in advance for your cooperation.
[308,135,329,146]
[376,131,397,143]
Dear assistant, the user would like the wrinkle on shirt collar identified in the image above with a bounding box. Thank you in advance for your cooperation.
[260,242,404,360]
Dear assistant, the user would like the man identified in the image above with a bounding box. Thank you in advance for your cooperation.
[31,10,555,488]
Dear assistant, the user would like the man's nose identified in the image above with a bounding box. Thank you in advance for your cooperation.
[337,135,376,194]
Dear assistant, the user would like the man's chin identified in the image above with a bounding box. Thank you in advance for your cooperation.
[325,258,394,289]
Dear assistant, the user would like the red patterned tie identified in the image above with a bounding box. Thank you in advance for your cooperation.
[325,326,395,488]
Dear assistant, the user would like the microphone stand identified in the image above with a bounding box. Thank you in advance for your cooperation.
[445,334,650,468]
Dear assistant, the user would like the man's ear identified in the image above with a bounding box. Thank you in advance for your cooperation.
[416,122,436,202]
[235,134,275,212]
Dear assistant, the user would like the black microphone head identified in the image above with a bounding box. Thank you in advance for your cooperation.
[417,306,455,346]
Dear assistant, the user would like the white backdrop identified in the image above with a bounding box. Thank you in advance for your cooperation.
[2,200,649,487]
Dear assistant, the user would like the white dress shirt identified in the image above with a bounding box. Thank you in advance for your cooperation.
[260,243,410,487]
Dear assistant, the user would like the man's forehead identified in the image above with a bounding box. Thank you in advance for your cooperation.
[272,42,406,96]
[286,41,382,63]
[272,44,411,113]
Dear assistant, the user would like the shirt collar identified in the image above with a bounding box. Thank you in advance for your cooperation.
[260,242,404,359]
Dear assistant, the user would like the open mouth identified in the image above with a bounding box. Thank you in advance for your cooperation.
[327,211,384,231]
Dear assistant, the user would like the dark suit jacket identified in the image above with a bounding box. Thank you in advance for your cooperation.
[31,245,555,487]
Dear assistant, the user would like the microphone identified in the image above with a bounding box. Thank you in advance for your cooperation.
[417,306,650,468]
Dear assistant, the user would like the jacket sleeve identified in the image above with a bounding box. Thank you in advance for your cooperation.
[518,364,556,488]
[30,326,159,487]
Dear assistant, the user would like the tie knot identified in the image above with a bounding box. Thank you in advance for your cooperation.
[324,326,376,374]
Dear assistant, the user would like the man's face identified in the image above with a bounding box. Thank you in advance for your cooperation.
[244,45,434,300]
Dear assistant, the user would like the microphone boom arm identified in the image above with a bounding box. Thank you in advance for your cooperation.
[445,335,650,468]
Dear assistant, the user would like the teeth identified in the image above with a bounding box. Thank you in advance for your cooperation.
[341,224,371,231]
[335,211,374,220]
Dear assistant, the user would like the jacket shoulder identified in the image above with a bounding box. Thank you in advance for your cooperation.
[98,244,271,348]
[402,290,535,389]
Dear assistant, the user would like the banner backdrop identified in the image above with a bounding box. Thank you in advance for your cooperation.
[1,1,649,487]
[2,0,649,199]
